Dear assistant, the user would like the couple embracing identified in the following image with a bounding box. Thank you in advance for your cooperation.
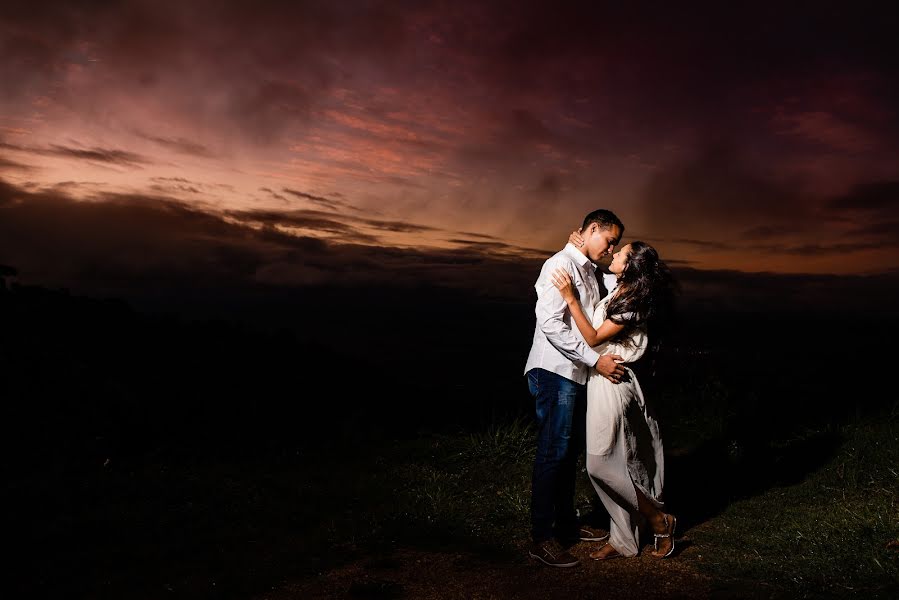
[525,209,678,567]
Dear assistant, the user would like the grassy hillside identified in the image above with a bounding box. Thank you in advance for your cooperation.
[3,281,897,598]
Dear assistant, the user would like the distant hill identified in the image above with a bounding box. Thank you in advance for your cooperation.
[2,266,896,474]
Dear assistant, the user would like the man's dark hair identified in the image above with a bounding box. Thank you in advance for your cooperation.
[581,209,624,234]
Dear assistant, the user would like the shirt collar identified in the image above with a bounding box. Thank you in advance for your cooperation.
[563,243,597,270]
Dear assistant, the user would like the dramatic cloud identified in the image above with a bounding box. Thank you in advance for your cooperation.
[281,188,361,212]
[636,143,899,273]
[0,178,541,299]
[47,145,149,167]
[1,140,150,167]
[829,181,899,213]
[137,134,216,158]
[675,266,899,317]
[3,177,897,319]
[642,143,804,234]
[0,155,35,172]
[1,1,897,276]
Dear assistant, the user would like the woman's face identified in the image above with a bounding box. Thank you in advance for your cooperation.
[609,244,632,276]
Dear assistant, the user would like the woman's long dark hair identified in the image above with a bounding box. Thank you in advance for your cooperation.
[605,241,677,349]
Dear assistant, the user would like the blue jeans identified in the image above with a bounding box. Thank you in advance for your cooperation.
[527,368,587,543]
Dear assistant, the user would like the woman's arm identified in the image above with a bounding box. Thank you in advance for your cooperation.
[550,268,624,346]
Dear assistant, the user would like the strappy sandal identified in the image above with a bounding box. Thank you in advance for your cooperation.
[652,514,677,558]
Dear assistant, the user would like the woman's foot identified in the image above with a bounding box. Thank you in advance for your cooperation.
[650,513,677,558]
[589,543,622,561]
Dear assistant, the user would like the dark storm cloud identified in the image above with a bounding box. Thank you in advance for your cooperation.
[48,180,107,190]
[0,178,541,298]
[850,221,899,239]
[3,178,896,314]
[2,1,898,279]
[47,145,149,166]
[0,141,27,153]
[675,266,899,316]
[150,184,201,195]
[282,188,357,212]
[637,140,899,262]
[356,217,436,234]
[0,180,263,291]
[828,181,899,213]
[260,187,289,202]
[446,230,551,255]
[445,238,548,257]
[227,207,438,237]
[457,231,498,240]
[149,176,208,194]
[0,140,150,167]
[225,208,380,243]
[822,181,899,245]
[0,155,35,172]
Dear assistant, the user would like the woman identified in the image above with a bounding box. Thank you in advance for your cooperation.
[551,237,677,560]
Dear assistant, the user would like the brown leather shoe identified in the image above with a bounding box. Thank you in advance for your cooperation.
[578,525,610,542]
[528,540,580,567]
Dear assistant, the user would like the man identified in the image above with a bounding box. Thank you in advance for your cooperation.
[524,209,626,567]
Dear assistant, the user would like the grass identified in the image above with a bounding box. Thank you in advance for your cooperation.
[357,416,539,550]
[689,413,899,598]
[14,404,898,599]
[7,279,899,597]
[337,410,899,598]
[12,410,898,600]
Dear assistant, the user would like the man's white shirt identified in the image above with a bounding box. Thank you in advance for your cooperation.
[524,243,608,385]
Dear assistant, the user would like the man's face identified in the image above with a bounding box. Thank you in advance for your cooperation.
[583,224,622,262]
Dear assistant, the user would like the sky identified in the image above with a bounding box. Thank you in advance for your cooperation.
[2,0,899,301]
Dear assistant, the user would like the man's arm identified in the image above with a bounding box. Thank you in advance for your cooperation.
[534,260,601,368]
[535,259,627,382]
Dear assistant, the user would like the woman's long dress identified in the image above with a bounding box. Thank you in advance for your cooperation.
[586,290,665,557]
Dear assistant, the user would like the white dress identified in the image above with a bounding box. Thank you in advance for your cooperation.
[585,290,665,556]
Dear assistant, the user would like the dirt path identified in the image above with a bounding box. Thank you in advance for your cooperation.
[259,536,740,600]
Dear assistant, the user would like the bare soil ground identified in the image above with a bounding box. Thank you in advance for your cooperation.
[259,533,756,600]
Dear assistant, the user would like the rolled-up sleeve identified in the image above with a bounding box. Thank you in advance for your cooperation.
[534,259,601,368]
